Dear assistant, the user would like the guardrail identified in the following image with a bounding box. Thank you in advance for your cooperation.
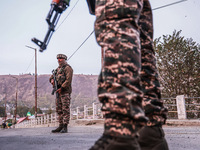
[163,96,200,119]
[15,102,103,128]
[70,102,103,120]
[70,96,200,120]
[15,113,59,128]
[15,95,200,128]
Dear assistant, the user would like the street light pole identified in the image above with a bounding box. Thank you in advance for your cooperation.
[4,92,7,122]
[35,48,37,118]
[3,83,7,122]
[25,45,38,118]
[11,76,18,124]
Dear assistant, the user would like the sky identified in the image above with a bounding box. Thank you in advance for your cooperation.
[0,0,199,75]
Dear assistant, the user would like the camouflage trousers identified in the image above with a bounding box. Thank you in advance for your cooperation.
[95,0,167,138]
[56,93,71,125]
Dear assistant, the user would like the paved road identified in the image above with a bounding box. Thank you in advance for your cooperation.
[0,125,200,150]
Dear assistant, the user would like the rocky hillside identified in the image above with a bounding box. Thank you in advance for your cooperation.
[0,74,99,109]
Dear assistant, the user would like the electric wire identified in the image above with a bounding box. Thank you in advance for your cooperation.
[24,55,35,73]
[68,30,94,61]
[25,0,187,72]
[67,0,188,60]
[18,0,189,111]
[24,1,80,74]
[55,0,80,31]
[25,0,188,72]
[152,0,187,11]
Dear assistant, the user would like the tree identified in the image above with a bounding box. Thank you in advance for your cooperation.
[30,107,43,115]
[0,106,5,117]
[47,108,54,114]
[154,30,200,98]
[17,106,30,117]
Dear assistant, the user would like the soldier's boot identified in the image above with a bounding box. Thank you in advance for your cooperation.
[89,134,141,150]
[60,124,68,133]
[138,126,169,150]
[51,124,63,133]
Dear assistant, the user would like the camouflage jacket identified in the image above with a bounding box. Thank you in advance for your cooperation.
[49,62,73,94]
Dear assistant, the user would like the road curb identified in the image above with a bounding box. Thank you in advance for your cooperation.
[166,119,200,126]
[69,119,200,126]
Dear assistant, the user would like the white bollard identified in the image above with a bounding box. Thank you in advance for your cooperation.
[176,95,187,119]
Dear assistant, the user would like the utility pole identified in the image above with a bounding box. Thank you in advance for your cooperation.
[26,45,38,118]
[11,76,18,124]
[4,94,7,122]
[35,48,37,117]
[3,88,7,122]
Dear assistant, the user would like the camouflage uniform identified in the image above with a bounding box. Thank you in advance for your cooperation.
[90,0,168,149]
[49,54,73,127]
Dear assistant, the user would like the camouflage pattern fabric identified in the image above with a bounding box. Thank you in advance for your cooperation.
[49,62,73,94]
[56,93,71,125]
[57,54,67,60]
[94,0,167,138]
[49,61,73,126]
[139,0,168,126]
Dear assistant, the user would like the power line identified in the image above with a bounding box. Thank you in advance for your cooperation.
[68,30,94,61]
[55,0,80,31]
[24,55,35,73]
[23,1,80,74]
[67,0,188,60]
[153,0,187,11]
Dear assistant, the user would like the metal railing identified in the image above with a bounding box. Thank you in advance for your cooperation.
[70,102,103,120]
[15,113,59,128]
[15,95,200,128]
[163,96,200,119]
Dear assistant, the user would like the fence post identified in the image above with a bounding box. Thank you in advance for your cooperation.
[93,103,96,119]
[76,107,79,120]
[54,112,58,126]
[84,105,87,119]
[41,116,43,125]
[35,118,38,126]
[33,118,35,127]
[176,95,187,119]
[70,105,72,120]
[47,114,50,126]
[51,113,53,124]
[44,115,46,125]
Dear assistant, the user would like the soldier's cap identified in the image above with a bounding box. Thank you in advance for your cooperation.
[57,54,67,60]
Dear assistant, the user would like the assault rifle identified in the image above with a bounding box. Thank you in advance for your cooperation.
[32,0,69,52]
[86,0,95,15]
[51,69,59,98]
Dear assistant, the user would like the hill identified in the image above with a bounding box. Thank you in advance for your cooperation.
[0,74,99,109]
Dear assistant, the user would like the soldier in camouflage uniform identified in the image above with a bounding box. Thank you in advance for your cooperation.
[89,0,169,150]
[50,54,73,133]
